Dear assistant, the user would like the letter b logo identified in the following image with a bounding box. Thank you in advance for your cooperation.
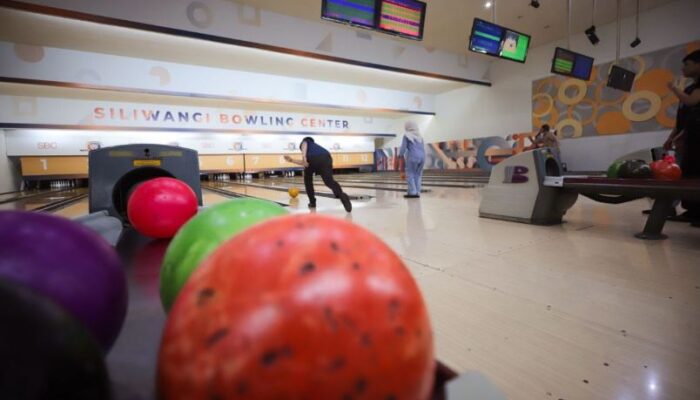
[504,166,529,183]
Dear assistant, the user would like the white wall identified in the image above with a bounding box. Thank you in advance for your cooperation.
[15,0,491,82]
[0,130,22,192]
[0,41,436,114]
[426,0,700,170]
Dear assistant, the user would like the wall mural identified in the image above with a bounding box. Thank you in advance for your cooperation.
[376,133,535,172]
[377,42,700,173]
[532,41,700,139]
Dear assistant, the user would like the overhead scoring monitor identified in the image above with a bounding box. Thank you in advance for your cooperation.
[551,47,595,81]
[321,0,377,29]
[468,18,531,63]
[377,0,427,40]
[469,18,504,57]
[499,29,531,62]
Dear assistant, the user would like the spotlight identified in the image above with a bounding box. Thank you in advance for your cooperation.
[530,0,540,8]
[630,37,641,48]
[585,25,600,45]
[484,1,492,8]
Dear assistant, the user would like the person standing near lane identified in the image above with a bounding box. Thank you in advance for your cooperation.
[665,50,700,226]
[399,121,426,199]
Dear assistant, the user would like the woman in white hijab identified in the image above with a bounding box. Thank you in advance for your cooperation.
[398,121,426,198]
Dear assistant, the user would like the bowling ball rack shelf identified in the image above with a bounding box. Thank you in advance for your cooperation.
[544,176,700,240]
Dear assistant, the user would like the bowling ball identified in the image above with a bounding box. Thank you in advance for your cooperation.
[0,211,127,351]
[606,160,625,179]
[650,156,682,181]
[288,187,300,198]
[158,214,434,400]
[0,279,111,400]
[127,177,198,238]
[618,159,652,179]
[160,198,288,311]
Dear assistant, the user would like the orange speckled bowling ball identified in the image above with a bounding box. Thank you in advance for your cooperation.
[158,214,435,400]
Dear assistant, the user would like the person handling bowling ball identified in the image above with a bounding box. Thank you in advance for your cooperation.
[665,49,700,226]
[284,137,352,212]
[530,124,561,160]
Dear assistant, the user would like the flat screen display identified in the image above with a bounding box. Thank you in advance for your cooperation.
[551,47,594,80]
[499,29,531,62]
[377,0,427,40]
[607,65,636,92]
[321,0,377,29]
[469,18,504,56]
[469,19,530,63]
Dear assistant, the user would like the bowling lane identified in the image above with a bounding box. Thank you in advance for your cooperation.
[205,182,348,211]
[332,178,481,189]
[225,179,376,200]
[343,172,488,181]
[337,171,490,182]
[280,176,434,193]
[52,188,234,219]
[52,196,90,218]
[0,188,88,212]
[0,189,37,203]
[330,175,487,188]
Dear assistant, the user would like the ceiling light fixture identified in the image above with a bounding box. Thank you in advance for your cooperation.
[585,0,599,45]
[484,1,493,9]
[630,0,641,47]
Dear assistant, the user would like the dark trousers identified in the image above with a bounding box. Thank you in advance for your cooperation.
[681,132,699,217]
[304,155,344,204]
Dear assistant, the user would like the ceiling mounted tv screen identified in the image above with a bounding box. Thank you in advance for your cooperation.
[469,18,504,57]
[377,0,427,40]
[468,18,530,63]
[607,65,636,92]
[499,29,531,62]
[321,0,377,29]
[551,47,595,81]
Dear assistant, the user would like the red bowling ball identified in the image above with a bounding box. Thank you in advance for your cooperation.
[650,155,682,181]
[127,177,198,238]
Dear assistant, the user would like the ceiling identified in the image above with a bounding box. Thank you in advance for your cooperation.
[241,0,678,54]
[0,7,467,95]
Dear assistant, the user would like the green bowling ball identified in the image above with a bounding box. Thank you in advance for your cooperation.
[606,160,625,178]
[160,198,288,311]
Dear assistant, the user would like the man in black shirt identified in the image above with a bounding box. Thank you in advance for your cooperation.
[284,137,352,212]
[665,49,700,226]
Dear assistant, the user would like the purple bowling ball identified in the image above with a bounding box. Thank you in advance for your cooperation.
[0,211,128,352]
